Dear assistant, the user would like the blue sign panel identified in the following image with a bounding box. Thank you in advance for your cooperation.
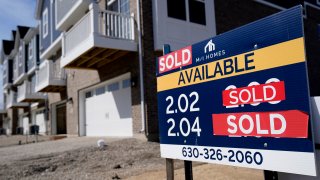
[156,6,316,176]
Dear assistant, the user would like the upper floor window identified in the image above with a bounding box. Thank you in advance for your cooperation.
[28,40,33,59]
[3,61,7,77]
[167,0,206,25]
[42,8,48,38]
[107,0,130,14]
[18,46,23,66]
[167,0,186,21]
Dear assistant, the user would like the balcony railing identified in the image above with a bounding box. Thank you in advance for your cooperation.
[27,58,36,74]
[61,3,136,68]
[17,80,47,102]
[100,10,135,40]
[13,59,27,85]
[6,91,28,109]
[35,60,66,92]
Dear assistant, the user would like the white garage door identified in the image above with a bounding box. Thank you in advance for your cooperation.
[22,116,29,134]
[3,118,11,135]
[85,75,132,137]
[35,111,46,134]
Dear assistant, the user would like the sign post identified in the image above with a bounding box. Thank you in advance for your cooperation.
[157,6,317,177]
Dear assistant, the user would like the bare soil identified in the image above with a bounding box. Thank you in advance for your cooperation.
[0,137,263,180]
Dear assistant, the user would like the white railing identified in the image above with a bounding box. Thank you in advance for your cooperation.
[7,91,18,108]
[100,10,135,40]
[64,11,92,56]
[18,80,45,101]
[36,60,66,89]
[17,82,27,101]
[63,3,135,58]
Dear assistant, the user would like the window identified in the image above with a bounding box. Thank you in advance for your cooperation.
[107,0,130,13]
[95,86,105,96]
[167,0,186,21]
[122,79,130,88]
[42,8,48,38]
[189,0,206,25]
[167,0,206,25]
[28,40,33,59]
[119,0,130,14]
[18,46,23,67]
[85,91,93,98]
[108,82,119,92]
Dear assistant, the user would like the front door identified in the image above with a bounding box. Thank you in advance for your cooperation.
[56,103,67,134]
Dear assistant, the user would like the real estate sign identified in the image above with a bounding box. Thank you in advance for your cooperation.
[156,6,316,176]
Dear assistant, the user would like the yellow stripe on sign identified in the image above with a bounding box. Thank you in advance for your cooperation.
[157,37,305,92]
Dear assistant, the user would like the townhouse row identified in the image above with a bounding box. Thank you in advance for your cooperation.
[0,0,216,140]
[0,0,319,140]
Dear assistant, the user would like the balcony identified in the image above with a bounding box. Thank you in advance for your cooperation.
[3,74,11,90]
[17,80,47,102]
[61,3,137,69]
[35,60,66,92]
[3,59,13,90]
[6,91,29,109]
[13,65,27,85]
[56,0,91,31]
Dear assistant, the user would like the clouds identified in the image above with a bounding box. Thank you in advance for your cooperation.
[0,0,37,41]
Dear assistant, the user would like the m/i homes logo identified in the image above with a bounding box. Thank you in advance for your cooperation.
[196,39,226,63]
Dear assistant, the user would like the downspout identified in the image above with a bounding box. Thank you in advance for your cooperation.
[136,0,146,135]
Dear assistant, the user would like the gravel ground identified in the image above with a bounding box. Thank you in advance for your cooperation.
[0,136,263,180]
[0,135,51,148]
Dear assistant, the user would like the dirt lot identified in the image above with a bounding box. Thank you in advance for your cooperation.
[0,136,263,180]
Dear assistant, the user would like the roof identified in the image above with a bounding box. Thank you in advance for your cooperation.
[2,40,15,55]
[17,26,30,39]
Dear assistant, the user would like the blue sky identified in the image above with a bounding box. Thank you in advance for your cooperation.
[0,0,37,109]
[0,0,37,41]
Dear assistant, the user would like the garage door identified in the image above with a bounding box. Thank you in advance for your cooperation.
[34,110,46,134]
[85,75,132,137]
[22,116,29,134]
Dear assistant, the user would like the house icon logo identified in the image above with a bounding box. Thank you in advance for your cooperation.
[204,39,215,53]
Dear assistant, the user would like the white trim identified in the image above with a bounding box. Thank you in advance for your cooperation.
[42,8,49,38]
[39,34,62,60]
[253,0,286,11]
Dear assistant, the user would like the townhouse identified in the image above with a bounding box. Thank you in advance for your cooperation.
[0,25,48,135]
[0,0,216,139]
[0,0,319,141]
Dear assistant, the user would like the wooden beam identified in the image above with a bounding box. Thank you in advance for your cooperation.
[95,51,128,68]
[76,48,106,66]
[86,49,120,68]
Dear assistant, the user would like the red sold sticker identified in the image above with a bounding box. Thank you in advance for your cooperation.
[222,81,286,106]
[158,46,192,73]
[212,110,308,138]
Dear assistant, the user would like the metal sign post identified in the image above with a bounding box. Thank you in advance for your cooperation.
[156,6,317,177]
